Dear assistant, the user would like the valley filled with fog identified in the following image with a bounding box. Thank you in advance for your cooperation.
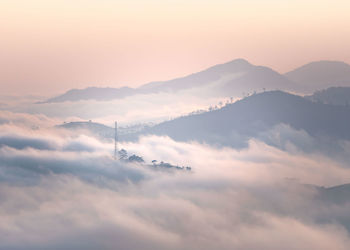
[2,59,350,249]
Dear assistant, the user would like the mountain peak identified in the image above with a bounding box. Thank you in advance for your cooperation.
[206,58,253,73]
[225,58,252,66]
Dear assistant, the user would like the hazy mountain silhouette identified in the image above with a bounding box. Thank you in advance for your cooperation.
[317,183,350,205]
[42,59,294,103]
[219,65,293,95]
[58,121,115,139]
[139,58,254,92]
[315,183,350,231]
[58,121,153,139]
[121,91,350,148]
[43,87,134,103]
[285,61,350,92]
[305,87,350,106]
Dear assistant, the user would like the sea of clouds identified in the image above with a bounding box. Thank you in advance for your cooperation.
[1,110,350,249]
[0,80,239,127]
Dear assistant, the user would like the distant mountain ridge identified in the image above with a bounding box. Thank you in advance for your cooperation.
[57,90,350,150]
[42,59,350,103]
[42,59,295,103]
[120,90,350,148]
[285,60,350,92]
[138,58,255,92]
[305,87,350,106]
[57,121,153,139]
[41,87,134,103]
[58,121,115,139]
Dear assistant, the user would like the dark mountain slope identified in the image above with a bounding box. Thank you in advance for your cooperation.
[122,91,350,147]
[305,87,350,106]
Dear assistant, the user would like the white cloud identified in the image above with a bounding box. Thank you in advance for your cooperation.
[1,89,236,126]
[1,126,350,249]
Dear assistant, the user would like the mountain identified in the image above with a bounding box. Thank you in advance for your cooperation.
[56,91,350,151]
[43,87,134,103]
[305,87,350,106]
[285,61,350,92]
[219,65,293,94]
[121,91,350,148]
[57,121,153,139]
[317,183,350,205]
[41,59,294,103]
[139,58,255,92]
[58,121,115,139]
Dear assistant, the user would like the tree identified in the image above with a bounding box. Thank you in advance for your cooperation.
[128,154,144,163]
[118,149,128,160]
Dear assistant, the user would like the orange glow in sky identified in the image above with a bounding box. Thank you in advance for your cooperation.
[1,0,350,95]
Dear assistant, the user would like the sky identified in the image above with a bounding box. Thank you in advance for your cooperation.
[1,0,350,95]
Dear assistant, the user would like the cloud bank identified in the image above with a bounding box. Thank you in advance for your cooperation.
[1,122,350,249]
[0,84,238,126]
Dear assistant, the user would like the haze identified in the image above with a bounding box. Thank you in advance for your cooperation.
[3,1,350,249]
[1,0,350,95]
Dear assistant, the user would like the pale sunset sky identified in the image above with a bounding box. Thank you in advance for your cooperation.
[1,0,350,95]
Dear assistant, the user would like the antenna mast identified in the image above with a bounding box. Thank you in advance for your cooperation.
[114,121,118,160]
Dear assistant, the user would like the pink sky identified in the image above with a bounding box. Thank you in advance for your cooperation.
[1,0,350,95]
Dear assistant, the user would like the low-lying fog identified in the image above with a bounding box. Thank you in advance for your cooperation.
[1,111,350,250]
